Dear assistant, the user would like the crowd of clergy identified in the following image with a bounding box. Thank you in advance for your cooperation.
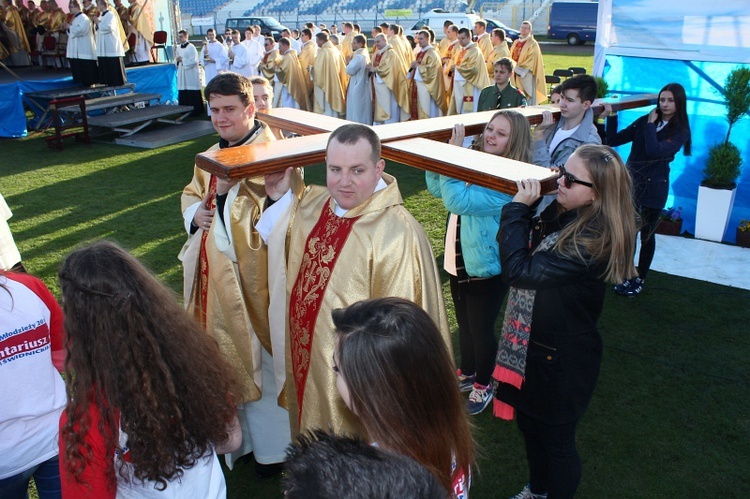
[0,0,153,85]
[184,18,546,124]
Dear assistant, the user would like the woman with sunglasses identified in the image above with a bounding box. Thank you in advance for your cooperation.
[426,109,532,415]
[494,145,638,499]
[601,82,692,297]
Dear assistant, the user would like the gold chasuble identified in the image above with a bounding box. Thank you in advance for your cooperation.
[180,122,279,404]
[449,44,490,115]
[298,40,316,96]
[4,6,30,52]
[372,45,410,123]
[487,42,510,76]
[476,33,493,72]
[108,5,130,52]
[509,36,546,105]
[128,2,153,44]
[48,8,66,33]
[340,32,354,60]
[285,175,451,437]
[312,40,347,115]
[438,37,451,59]
[260,48,281,81]
[411,45,447,119]
[277,49,311,111]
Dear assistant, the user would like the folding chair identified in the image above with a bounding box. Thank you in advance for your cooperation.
[568,67,587,75]
[553,69,574,80]
[151,31,170,62]
[545,74,561,95]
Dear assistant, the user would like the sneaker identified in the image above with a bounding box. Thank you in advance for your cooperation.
[467,382,493,415]
[614,277,644,297]
[457,370,476,393]
[510,484,548,499]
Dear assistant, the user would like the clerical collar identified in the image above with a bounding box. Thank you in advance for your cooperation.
[218,120,261,149]
[378,44,389,54]
[180,42,189,48]
[101,9,108,15]
[75,11,82,17]
[463,42,475,49]
[420,45,429,52]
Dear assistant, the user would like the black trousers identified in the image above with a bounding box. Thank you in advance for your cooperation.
[636,206,661,280]
[450,274,508,386]
[517,411,581,499]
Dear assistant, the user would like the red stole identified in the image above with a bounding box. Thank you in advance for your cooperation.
[192,175,217,329]
[409,49,427,120]
[511,40,525,63]
[288,201,360,422]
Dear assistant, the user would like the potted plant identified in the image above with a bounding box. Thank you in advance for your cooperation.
[655,206,683,236]
[695,67,750,242]
[737,220,750,248]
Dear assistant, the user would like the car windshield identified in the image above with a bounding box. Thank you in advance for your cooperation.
[487,19,511,30]
[263,18,284,29]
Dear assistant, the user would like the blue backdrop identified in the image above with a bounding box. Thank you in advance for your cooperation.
[0,64,177,139]
[594,0,750,243]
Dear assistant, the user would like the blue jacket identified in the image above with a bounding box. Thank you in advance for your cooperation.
[426,171,513,277]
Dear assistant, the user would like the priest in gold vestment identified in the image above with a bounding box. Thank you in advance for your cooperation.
[410,30,446,120]
[311,31,347,117]
[273,37,310,111]
[257,124,451,439]
[297,28,316,102]
[368,33,409,125]
[449,27,490,115]
[180,73,302,472]
[1,0,31,65]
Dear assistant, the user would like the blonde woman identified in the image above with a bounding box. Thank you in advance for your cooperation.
[495,144,638,498]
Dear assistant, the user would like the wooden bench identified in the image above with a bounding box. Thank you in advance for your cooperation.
[87,105,193,136]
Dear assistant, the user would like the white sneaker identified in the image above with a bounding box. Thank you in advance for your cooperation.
[510,484,548,499]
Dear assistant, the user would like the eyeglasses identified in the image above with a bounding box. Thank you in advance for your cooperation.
[559,165,593,189]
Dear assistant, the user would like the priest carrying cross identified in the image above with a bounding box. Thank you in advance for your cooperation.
[256,124,451,437]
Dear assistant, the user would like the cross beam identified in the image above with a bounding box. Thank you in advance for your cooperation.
[195,94,656,194]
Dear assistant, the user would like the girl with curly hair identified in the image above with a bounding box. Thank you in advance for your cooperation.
[57,241,242,497]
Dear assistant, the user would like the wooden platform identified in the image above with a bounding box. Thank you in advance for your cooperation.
[88,105,193,136]
[56,93,161,113]
[114,120,215,148]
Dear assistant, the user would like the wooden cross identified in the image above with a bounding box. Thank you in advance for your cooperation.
[195,94,656,194]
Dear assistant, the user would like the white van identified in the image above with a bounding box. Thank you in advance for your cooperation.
[406,9,480,40]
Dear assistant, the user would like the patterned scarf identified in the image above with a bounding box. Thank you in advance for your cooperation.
[493,230,561,420]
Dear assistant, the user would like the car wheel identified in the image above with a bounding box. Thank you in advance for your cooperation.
[567,33,580,45]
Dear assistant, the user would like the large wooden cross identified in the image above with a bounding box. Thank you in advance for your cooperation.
[195,94,655,194]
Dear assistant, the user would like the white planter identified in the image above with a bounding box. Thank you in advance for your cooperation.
[695,185,736,242]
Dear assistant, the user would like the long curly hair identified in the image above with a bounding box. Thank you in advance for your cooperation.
[333,297,475,492]
[58,241,241,490]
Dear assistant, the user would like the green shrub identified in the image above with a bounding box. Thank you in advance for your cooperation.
[703,141,742,189]
[595,76,608,99]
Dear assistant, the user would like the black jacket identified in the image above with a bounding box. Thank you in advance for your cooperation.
[606,114,690,210]
[495,202,606,424]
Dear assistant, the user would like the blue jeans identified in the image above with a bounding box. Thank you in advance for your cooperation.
[0,456,62,499]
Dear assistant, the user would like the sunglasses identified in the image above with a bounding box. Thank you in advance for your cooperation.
[559,165,593,189]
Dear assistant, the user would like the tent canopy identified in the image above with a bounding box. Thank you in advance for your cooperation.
[595,0,750,243]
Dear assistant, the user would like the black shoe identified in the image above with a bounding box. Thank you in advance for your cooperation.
[255,461,284,479]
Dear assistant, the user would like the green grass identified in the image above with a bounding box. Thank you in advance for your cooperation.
[5,49,748,497]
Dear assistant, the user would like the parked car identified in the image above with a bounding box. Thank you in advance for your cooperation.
[225,16,288,41]
[485,18,520,41]
[547,1,598,45]
[406,9,480,40]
